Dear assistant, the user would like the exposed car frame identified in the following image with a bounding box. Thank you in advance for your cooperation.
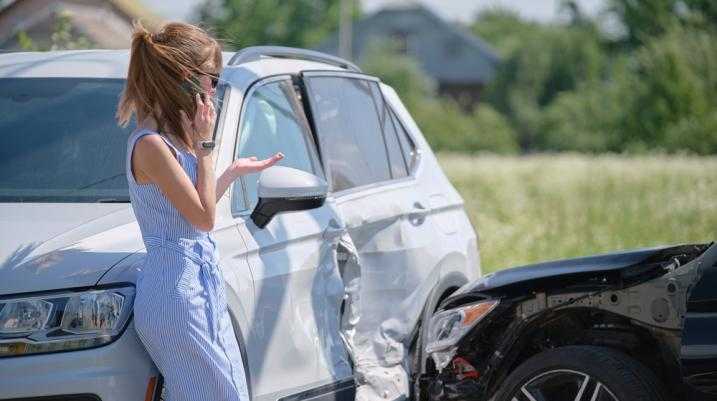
[418,242,717,401]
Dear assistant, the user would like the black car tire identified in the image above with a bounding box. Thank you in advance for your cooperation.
[491,345,666,401]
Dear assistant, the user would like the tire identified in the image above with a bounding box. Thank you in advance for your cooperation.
[491,345,667,401]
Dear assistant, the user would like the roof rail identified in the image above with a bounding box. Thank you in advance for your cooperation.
[228,46,361,72]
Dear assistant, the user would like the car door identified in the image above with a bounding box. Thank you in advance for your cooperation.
[228,75,353,401]
[207,79,256,386]
[301,72,443,390]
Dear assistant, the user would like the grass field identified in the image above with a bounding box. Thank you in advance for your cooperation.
[439,153,717,274]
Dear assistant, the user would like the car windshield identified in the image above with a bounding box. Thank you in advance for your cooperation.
[0,78,134,203]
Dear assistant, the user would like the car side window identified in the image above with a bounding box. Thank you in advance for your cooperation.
[304,76,391,192]
[369,85,408,179]
[389,108,417,172]
[231,79,319,213]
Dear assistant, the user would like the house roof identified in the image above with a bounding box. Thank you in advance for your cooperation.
[0,0,163,49]
[316,4,501,85]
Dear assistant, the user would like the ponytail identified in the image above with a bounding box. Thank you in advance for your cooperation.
[117,21,222,149]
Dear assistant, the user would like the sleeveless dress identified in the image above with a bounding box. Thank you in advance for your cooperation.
[126,127,250,401]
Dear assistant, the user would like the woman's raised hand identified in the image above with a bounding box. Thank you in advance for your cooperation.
[228,153,285,178]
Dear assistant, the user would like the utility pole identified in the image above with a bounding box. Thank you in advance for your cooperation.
[338,0,353,60]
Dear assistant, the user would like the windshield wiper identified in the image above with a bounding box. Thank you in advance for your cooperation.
[76,173,125,190]
[97,198,129,203]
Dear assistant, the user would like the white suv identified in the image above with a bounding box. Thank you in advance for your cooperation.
[0,47,481,401]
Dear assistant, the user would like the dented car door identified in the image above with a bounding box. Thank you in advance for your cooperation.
[229,76,352,401]
[303,72,448,401]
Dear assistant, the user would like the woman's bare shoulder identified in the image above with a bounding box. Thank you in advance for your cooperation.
[134,133,179,161]
[132,134,182,185]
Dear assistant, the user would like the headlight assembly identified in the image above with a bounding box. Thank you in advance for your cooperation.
[425,299,499,354]
[0,285,134,357]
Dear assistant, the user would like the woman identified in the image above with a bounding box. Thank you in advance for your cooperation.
[116,21,282,401]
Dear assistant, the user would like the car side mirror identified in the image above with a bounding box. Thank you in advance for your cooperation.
[250,166,328,228]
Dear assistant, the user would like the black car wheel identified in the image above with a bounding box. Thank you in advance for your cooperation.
[492,346,666,401]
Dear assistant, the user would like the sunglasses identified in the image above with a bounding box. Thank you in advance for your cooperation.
[181,71,220,100]
[201,68,221,89]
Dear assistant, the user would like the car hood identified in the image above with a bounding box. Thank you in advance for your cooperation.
[456,243,711,297]
[0,203,143,296]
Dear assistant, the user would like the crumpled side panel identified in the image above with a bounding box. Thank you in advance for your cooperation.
[337,231,410,401]
[314,234,353,378]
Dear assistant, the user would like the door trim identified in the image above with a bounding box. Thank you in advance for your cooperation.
[276,378,355,401]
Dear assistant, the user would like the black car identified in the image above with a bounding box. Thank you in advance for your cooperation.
[416,242,717,401]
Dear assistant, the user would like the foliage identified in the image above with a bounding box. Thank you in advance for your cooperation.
[482,20,607,150]
[470,9,543,58]
[537,24,717,154]
[626,25,717,153]
[360,39,436,111]
[16,11,92,51]
[538,81,624,153]
[608,0,717,47]
[413,100,518,154]
[197,0,354,49]
[440,153,717,271]
[361,39,518,154]
[470,1,717,155]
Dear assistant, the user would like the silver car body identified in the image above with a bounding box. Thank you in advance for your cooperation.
[0,50,481,401]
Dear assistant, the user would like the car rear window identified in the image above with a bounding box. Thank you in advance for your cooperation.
[0,78,133,203]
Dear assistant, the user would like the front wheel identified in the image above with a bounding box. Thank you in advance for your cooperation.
[491,346,666,401]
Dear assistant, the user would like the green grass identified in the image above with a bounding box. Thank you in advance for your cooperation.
[438,153,717,274]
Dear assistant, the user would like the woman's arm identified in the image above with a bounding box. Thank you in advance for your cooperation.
[215,153,285,200]
[134,94,217,231]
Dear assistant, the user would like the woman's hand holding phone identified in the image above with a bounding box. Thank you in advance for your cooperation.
[181,93,215,155]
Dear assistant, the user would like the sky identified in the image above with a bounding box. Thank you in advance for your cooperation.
[145,0,608,24]
[362,0,607,23]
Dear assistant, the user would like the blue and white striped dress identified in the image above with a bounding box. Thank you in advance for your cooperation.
[127,127,250,401]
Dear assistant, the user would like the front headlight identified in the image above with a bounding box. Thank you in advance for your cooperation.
[0,285,134,357]
[425,299,499,354]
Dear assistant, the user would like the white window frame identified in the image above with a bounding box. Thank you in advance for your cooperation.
[301,70,419,198]
[229,74,324,217]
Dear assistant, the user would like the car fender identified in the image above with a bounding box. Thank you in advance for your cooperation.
[415,271,470,372]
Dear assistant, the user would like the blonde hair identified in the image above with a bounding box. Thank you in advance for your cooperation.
[116,21,222,148]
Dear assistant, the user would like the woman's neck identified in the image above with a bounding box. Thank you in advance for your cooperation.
[137,115,160,132]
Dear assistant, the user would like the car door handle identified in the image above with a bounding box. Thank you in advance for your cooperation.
[408,202,430,224]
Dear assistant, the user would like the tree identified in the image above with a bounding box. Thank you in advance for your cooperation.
[197,0,355,49]
[17,10,92,51]
[478,16,607,150]
[361,39,518,154]
[608,0,717,47]
[626,25,717,153]
[360,39,436,111]
[607,0,679,47]
[471,9,541,58]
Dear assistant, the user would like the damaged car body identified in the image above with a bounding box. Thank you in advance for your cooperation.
[0,48,480,401]
[419,242,717,401]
